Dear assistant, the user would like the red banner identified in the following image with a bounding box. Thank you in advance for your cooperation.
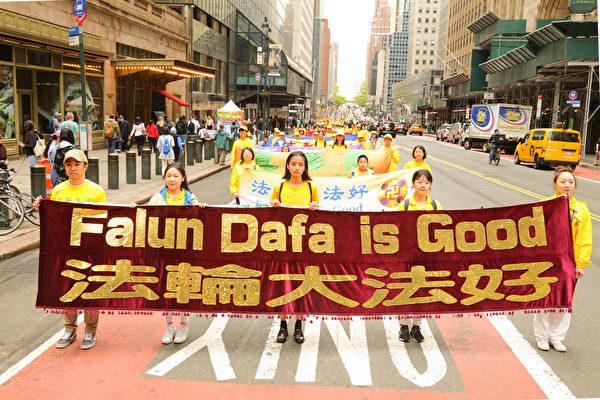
[37,197,576,316]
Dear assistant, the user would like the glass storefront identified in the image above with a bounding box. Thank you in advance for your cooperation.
[63,73,103,130]
[0,65,15,139]
[36,71,60,134]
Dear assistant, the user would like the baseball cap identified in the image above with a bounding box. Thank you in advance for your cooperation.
[239,125,248,132]
[63,149,88,164]
[278,130,286,136]
[336,129,345,136]
[383,133,393,140]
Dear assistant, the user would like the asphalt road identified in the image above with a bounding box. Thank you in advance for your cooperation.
[0,135,598,399]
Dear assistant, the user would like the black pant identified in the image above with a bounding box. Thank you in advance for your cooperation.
[135,135,145,155]
[148,137,157,153]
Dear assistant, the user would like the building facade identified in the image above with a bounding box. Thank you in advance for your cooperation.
[311,17,330,117]
[327,42,338,101]
[382,0,410,114]
[365,0,391,96]
[406,0,442,78]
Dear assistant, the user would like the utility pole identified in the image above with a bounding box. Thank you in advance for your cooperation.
[581,65,594,154]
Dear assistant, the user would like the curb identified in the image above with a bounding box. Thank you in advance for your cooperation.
[0,164,230,261]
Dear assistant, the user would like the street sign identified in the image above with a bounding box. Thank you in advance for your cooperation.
[72,0,87,25]
[568,90,578,100]
[255,72,261,83]
[536,95,542,120]
[68,26,81,46]
[68,35,80,46]
[483,92,494,100]
[568,0,597,13]
[572,100,581,107]
[68,26,81,37]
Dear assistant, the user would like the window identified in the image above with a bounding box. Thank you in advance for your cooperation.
[415,59,419,64]
[0,44,11,62]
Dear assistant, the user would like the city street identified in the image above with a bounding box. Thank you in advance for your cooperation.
[1,135,599,399]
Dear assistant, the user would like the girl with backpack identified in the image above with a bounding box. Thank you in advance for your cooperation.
[129,116,146,156]
[146,162,206,345]
[397,169,441,344]
[53,129,76,183]
[157,127,176,174]
[270,151,319,345]
[20,120,44,166]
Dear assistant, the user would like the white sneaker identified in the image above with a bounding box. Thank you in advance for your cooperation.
[173,326,189,344]
[162,326,176,344]
[550,341,567,352]
[536,339,550,351]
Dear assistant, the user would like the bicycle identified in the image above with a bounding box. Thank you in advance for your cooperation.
[0,161,40,235]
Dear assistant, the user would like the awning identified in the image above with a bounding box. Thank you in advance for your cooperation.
[441,72,470,87]
[153,89,190,107]
[113,58,216,79]
[467,11,499,34]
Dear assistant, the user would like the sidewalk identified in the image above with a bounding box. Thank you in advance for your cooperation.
[0,147,230,260]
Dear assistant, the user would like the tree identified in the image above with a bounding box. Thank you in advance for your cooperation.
[332,84,347,107]
[353,81,368,107]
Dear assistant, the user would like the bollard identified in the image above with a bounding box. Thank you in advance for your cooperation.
[186,141,195,166]
[209,139,215,159]
[155,150,162,176]
[195,140,203,163]
[178,147,185,163]
[86,157,99,184]
[126,151,137,184]
[141,149,151,180]
[204,139,212,160]
[30,165,46,199]
[108,154,119,189]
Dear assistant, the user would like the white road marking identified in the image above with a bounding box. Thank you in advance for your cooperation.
[383,319,447,387]
[488,315,575,400]
[324,317,372,386]
[146,315,235,381]
[294,318,321,383]
[0,314,82,386]
[255,317,284,380]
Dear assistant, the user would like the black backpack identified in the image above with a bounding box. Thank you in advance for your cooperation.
[54,144,75,181]
[176,120,187,135]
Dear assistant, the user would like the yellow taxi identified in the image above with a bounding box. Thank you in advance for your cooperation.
[408,125,424,136]
[514,128,581,169]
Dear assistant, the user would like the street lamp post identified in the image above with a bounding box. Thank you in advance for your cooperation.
[421,82,427,127]
[261,17,271,129]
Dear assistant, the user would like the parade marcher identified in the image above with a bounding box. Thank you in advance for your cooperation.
[214,123,230,165]
[58,112,79,145]
[230,125,254,168]
[157,126,176,174]
[382,133,400,172]
[19,120,44,166]
[398,169,442,343]
[117,114,130,152]
[129,116,146,156]
[104,114,121,154]
[403,145,432,173]
[230,147,260,204]
[369,131,379,150]
[272,130,289,150]
[332,130,347,149]
[146,120,159,153]
[350,154,374,177]
[144,162,205,345]
[534,166,592,352]
[33,149,106,350]
[260,134,271,148]
[351,131,369,150]
[281,145,291,153]
[271,151,319,344]
[313,131,327,148]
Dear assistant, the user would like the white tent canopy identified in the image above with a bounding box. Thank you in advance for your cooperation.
[218,100,242,113]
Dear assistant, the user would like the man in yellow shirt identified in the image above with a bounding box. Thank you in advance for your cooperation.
[382,133,400,171]
[230,125,255,168]
[34,149,106,350]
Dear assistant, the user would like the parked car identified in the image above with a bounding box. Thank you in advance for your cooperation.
[378,122,398,138]
[408,125,424,136]
[446,122,464,143]
[397,122,408,135]
[514,128,581,169]
[436,124,450,141]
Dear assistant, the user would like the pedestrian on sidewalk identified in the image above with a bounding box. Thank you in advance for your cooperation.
[146,119,159,153]
[144,162,206,345]
[58,112,79,146]
[534,166,592,353]
[45,130,62,186]
[214,123,230,165]
[103,114,121,154]
[157,127,176,174]
[170,126,183,162]
[53,129,76,183]
[129,117,146,156]
[397,169,441,343]
[270,151,319,344]
[33,149,106,350]
[19,120,44,167]
[117,114,131,152]
[230,147,260,204]
[594,136,600,166]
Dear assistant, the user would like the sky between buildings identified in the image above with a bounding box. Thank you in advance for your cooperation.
[322,0,375,99]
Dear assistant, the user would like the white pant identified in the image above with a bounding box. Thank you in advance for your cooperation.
[165,313,189,325]
[533,312,571,342]
[399,318,421,326]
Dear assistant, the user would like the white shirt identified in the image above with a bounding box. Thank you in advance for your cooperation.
[130,123,146,137]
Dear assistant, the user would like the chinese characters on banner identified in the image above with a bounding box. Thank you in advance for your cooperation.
[37,197,576,316]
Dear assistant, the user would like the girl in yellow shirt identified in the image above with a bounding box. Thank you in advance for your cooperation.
[230,125,255,168]
[350,155,374,177]
[403,145,432,173]
[534,166,592,353]
[147,162,206,345]
[331,131,347,149]
[398,169,441,343]
[270,151,319,344]
[229,147,260,204]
